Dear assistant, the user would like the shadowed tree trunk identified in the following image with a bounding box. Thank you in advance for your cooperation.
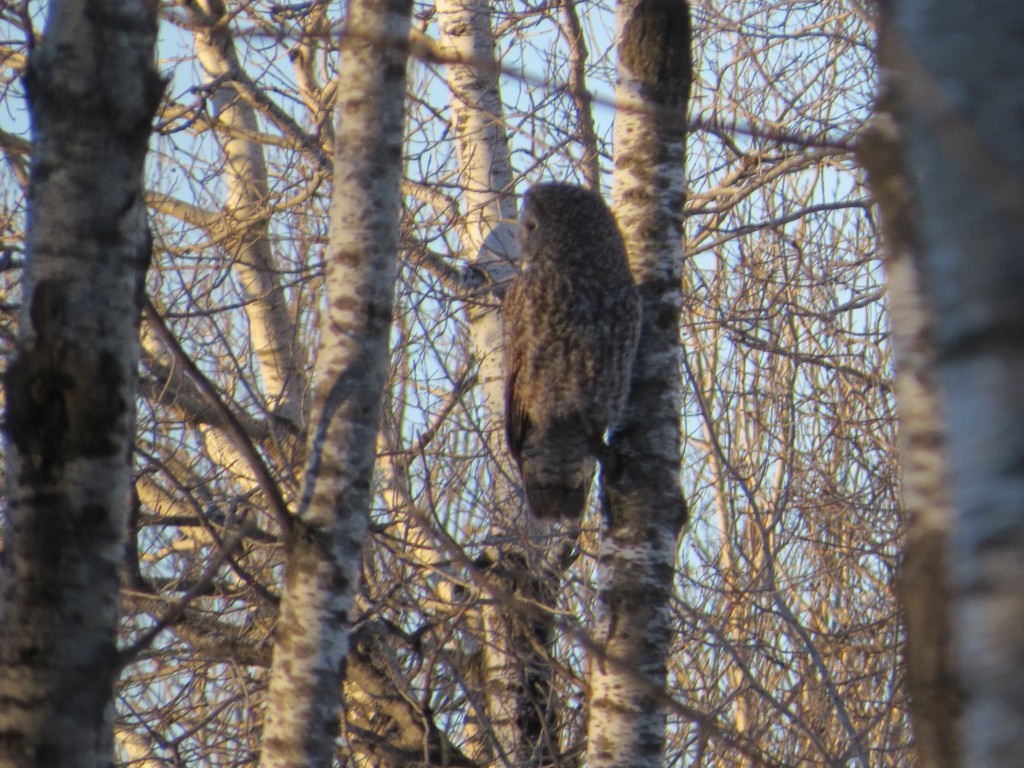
[0,1,160,766]
[585,0,691,766]
[858,78,960,768]
[257,0,412,764]
[885,0,1024,765]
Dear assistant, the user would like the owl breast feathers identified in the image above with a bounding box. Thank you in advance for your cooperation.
[502,182,641,520]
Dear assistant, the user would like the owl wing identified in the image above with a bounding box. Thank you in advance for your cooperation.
[503,281,529,464]
[504,338,528,466]
[505,369,529,465]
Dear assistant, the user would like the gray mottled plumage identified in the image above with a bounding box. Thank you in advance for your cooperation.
[503,182,641,520]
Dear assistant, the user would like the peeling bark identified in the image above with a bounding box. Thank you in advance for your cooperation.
[0,1,160,766]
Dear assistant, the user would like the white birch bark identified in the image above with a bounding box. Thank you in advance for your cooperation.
[435,2,564,764]
[257,0,412,764]
[586,0,690,765]
[0,1,159,766]
[436,0,518,437]
[187,0,304,429]
[887,1,1024,764]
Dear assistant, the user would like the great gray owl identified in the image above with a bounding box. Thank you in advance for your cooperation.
[503,182,641,520]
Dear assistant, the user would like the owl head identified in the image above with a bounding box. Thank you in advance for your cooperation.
[518,182,625,271]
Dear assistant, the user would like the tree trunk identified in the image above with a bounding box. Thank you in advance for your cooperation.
[257,0,412,764]
[435,2,563,764]
[0,1,160,766]
[858,88,960,768]
[435,0,518,443]
[187,0,305,429]
[886,1,1024,765]
[586,0,691,765]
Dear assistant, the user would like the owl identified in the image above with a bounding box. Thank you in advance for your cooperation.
[503,182,641,520]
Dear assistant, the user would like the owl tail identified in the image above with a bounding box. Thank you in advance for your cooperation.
[524,478,589,520]
[520,455,596,520]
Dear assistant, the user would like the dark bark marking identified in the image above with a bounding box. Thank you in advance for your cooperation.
[620,0,692,107]
[334,249,362,269]
[5,283,127,473]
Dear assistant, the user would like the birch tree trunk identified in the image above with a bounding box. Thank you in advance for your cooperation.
[257,0,412,765]
[186,0,305,430]
[586,0,691,765]
[436,0,517,437]
[0,1,160,766]
[435,2,561,764]
[886,1,1024,765]
[859,90,959,768]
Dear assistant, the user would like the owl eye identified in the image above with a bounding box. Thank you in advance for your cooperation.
[523,214,539,233]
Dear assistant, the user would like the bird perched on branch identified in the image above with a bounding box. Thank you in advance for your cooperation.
[503,182,641,520]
